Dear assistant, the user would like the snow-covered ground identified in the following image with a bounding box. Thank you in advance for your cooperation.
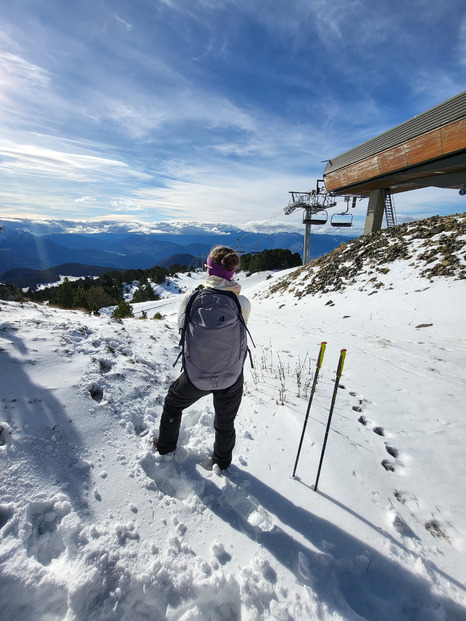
[1,256,466,619]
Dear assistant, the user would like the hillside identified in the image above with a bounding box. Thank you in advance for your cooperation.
[1,214,465,620]
[262,212,466,300]
[0,263,127,289]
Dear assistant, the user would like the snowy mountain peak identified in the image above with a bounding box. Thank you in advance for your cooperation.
[0,226,34,243]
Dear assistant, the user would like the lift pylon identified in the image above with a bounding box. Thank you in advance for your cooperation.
[285,182,359,263]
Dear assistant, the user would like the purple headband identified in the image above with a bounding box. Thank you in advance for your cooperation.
[206,257,237,281]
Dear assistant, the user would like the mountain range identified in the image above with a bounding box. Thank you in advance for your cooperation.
[0,219,355,286]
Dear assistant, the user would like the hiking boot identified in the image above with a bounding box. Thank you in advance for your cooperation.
[152,437,177,462]
[212,456,231,470]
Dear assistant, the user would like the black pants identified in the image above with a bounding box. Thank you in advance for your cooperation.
[157,371,244,469]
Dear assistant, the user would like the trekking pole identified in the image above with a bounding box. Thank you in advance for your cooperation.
[292,342,327,478]
[314,349,347,492]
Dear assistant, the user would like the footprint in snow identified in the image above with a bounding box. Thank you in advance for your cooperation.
[88,382,104,402]
[253,554,277,584]
[381,459,396,472]
[223,484,274,532]
[385,444,399,458]
[139,452,194,499]
[381,449,404,472]
[176,522,187,536]
[394,490,419,507]
[351,394,372,418]
[134,423,148,437]
[98,358,113,374]
[0,505,14,530]
[350,392,371,405]
[351,394,404,468]
[0,424,8,446]
[392,513,420,540]
[211,541,232,565]
[25,497,71,566]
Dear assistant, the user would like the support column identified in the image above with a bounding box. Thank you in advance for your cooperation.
[364,189,385,234]
[303,222,311,264]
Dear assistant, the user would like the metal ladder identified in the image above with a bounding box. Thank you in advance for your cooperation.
[383,189,397,227]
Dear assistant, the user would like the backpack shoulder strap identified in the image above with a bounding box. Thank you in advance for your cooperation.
[183,288,202,321]
[173,289,201,367]
[209,288,241,310]
[208,288,256,348]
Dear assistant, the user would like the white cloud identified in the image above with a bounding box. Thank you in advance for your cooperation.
[0,50,50,92]
[129,164,325,225]
[111,199,145,212]
[242,219,303,234]
[113,12,133,31]
[88,82,258,143]
[75,196,97,203]
[0,141,144,183]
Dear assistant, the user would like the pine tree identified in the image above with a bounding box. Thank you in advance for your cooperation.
[86,286,115,314]
[56,278,74,308]
[73,287,89,310]
[112,300,133,319]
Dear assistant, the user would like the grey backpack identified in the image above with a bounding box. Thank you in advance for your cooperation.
[176,288,253,390]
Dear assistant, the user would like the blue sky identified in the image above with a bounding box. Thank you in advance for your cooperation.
[0,0,464,235]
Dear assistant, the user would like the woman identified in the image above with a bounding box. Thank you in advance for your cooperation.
[155,246,251,469]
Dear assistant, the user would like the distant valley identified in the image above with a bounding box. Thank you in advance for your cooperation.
[0,218,355,287]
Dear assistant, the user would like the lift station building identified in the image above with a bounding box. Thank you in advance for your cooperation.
[323,91,466,234]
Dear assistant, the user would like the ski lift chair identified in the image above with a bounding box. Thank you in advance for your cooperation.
[330,198,353,228]
[303,210,328,225]
[330,212,353,227]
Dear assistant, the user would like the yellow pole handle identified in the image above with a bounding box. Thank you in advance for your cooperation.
[336,349,347,379]
[316,341,327,370]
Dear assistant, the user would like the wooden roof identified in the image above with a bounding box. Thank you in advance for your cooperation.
[324,92,466,195]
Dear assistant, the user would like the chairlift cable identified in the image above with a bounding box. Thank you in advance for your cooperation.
[233,207,290,247]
